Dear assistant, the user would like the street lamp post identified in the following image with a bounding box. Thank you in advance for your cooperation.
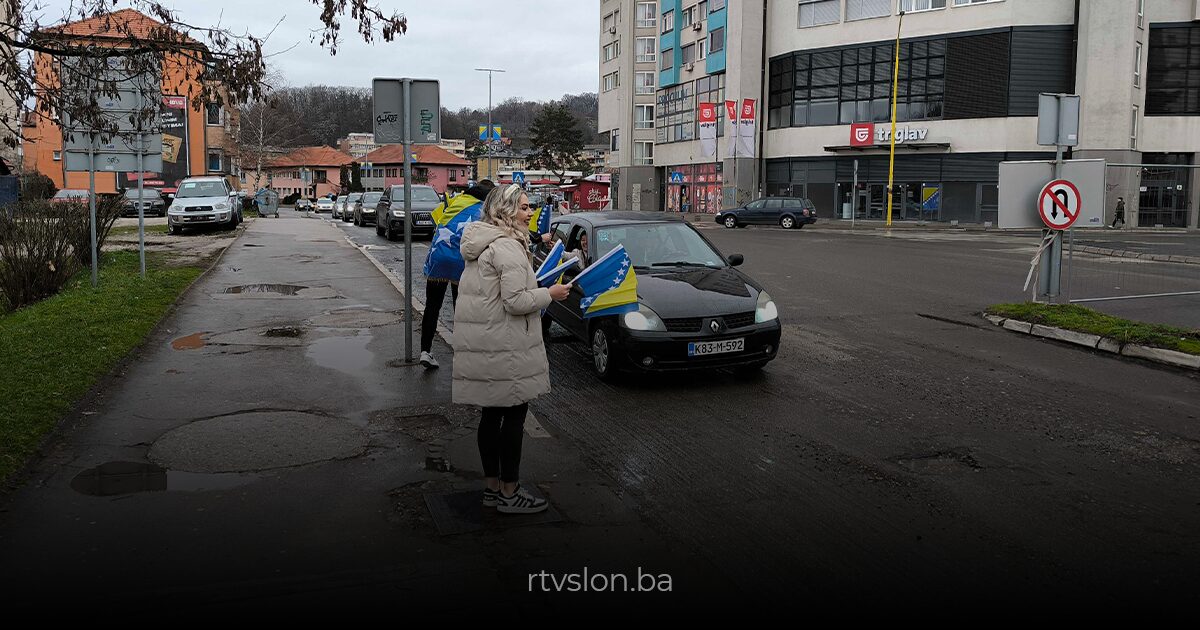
[886,10,905,227]
[475,68,505,181]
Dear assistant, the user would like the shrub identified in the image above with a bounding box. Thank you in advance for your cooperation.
[19,172,58,200]
[65,196,123,269]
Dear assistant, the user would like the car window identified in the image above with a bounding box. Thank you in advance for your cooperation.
[765,199,783,209]
[363,192,382,204]
[782,198,802,208]
[746,200,766,209]
[176,181,226,198]
[123,189,162,199]
[594,223,724,268]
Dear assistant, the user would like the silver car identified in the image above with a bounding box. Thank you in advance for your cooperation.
[315,198,335,213]
[166,177,241,234]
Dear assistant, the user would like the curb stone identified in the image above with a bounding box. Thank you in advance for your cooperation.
[983,314,1199,371]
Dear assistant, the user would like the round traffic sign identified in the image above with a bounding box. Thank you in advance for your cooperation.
[1037,179,1081,230]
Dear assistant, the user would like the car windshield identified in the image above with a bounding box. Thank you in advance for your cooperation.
[123,189,161,199]
[594,223,725,269]
[347,193,362,201]
[55,190,88,198]
[391,187,440,203]
[362,192,382,204]
[175,181,226,198]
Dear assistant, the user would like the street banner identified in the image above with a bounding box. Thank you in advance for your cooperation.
[724,100,739,157]
[699,102,717,158]
[738,99,757,158]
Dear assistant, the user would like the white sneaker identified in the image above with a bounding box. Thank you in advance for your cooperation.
[497,484,549,515]
[419,351,439,369]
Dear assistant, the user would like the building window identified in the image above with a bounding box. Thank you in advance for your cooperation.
[1146,25,1200,115]
[314,170,328,184]
[207,151,222,172]
[636,71,656,94]
[611,130,620,152]
[386,168,398,177]
[900,0,947,12]
[603,71,620,92]
[634,141,654,166]
[709,27,725,53]
[450,169,458,182]
[1131,105,1139,149]
[768,38,947,129]
[636,37,657,63]
[603,40,620,62]
[681,5,696,28]
[799,0,840,27]
[952,0,1002,5]
[698,39,708,60]
[847,0,890,21]
[662,10,674,33]
[372,168,383,177]
[711,0,725,11]
[661,50,674,70]
[52,150,61,161]
[603,10,619,33]
[1134,42,1142,88]
[682,42,696,66]
[696,73,726,136]
[635,104,655,129]
[636,2,657,28]
[206,103,223,126]
[656,82,695,144]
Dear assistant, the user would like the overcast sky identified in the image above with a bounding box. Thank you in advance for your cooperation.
[37,0,600,110]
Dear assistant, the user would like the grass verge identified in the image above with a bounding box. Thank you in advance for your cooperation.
[986,302,1200,356]
[110,224,168,236]
[0,250,204,484]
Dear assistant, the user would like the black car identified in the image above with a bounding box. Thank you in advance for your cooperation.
[353,191,383,226]
[375,184,440,240]
[537,212,782,380]
[715,197,817,229]
[120,188,166,217]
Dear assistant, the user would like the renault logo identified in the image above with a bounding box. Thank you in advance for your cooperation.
[710,320,721,333]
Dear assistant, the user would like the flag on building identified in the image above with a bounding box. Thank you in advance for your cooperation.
[574,244,638,319]
[725,100,739,157]
[738,99,757,158]
[699,102,718,158]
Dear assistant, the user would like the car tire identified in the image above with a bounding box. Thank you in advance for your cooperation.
[723,215,737,229]
[780,215,796,229]
[168,224,183,236]
[590,323,622,382]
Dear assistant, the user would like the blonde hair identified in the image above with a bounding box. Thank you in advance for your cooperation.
[481,184,529,244]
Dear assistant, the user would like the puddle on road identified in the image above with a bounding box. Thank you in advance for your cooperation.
[171,332,206,350]
[306,331,374,375]
[223,284,307,295]
[70,461,259,496]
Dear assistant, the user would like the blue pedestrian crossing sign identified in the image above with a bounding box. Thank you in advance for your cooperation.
[669,172,685,183]
[512,171,526,184]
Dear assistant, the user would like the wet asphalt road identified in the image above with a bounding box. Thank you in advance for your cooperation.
[337,214,1200,606]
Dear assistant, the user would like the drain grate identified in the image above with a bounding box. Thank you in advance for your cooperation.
[263,326,304,338]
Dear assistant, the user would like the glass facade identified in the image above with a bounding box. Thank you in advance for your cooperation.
[665,163,722,213]
[1147,25,1200,115]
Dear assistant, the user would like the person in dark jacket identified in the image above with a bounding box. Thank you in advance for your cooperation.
[418,179,495,369]
[1110,197,1126,229]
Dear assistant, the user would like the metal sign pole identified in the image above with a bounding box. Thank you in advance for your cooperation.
[88,133,98,288]
[851,159,858,229]
[137,90,146,277]
[402,78,414,363]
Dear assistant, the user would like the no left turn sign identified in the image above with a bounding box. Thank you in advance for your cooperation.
[1038,179,1081,230]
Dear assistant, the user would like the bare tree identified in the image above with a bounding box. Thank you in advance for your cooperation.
[235,68,305,191]
[0,0,408,151]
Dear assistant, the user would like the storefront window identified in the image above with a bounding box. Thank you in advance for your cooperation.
[665,163,723,213]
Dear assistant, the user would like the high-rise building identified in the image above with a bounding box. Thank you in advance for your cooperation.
[600,0,1199,228]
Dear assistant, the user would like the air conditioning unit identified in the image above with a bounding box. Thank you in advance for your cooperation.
[692,22,702,31]
[686,62,695,71]
[608,26,617,34]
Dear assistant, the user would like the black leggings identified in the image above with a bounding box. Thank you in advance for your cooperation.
[421,280,458,352]
[478,403,528,483]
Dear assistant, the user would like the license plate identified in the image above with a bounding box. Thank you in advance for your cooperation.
[416,220,433,226]
[688,338,744,357]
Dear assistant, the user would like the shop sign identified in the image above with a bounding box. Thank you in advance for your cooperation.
[849,123,930,145]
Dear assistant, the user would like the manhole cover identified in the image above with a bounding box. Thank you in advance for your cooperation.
[223,284,307,295]
[149,411,366,473]
[263,326,304,338]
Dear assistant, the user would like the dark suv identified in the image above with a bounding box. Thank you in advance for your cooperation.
[715,197,817,229]
[375,184,441,240]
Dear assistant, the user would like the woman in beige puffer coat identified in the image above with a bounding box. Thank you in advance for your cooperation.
[453,184,572,514]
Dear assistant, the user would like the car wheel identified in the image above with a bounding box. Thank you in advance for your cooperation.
[723,215,737,229]
[780,215,796,229]
[376,223,384,237]
[590,324,621,381]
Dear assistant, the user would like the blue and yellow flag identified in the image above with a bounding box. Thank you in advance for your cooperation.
[575,244,638,319]
[527,203,552,235]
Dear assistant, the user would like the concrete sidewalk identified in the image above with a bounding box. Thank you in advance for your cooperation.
[0,215,728,614]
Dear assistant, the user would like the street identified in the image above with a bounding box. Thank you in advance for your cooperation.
[330,213,1200,605]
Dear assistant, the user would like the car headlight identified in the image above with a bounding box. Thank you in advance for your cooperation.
[392,210,405,218]
[755,290,778,323]
[215,202,229,210]
[621,304,666,332]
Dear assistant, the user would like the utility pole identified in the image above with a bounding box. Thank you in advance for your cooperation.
[886,10,905,227]
[475,68,505,180]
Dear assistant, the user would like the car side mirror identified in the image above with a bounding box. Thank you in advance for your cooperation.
[727,254,744,267]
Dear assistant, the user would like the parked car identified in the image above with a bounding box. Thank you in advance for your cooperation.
[715,197,818,229]
[166,176,242,235]
[49,189,91,204]
[339,192,362,222]
[315,197,335,213]
[295,199,313,211]
[375,184,441,240]
[353,191,383,226]
[120,188,166,217]
[536,212,782,381]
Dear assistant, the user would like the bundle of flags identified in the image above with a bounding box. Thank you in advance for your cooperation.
[573,244,638,318]
[535,241,578,288]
